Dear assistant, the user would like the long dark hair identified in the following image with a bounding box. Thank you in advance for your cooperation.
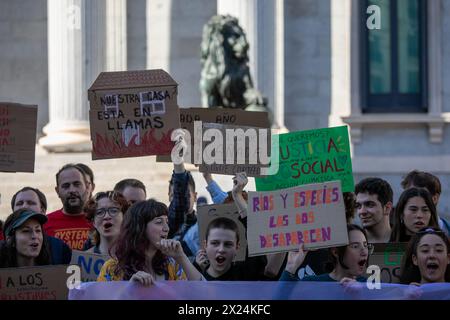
[113,199,169,280]
[0,209,51,268]
[325,224,368,272]
[390,188,439,242]
[400,227,450,284]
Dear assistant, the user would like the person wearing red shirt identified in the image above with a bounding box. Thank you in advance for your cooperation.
[44,164,92,250]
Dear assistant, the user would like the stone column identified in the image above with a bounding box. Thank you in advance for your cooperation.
[40,0,127,152]
[217,0,287,132]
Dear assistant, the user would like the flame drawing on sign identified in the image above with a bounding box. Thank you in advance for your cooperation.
[93,129,174,158]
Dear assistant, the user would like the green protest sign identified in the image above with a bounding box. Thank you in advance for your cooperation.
[255,126,354,192]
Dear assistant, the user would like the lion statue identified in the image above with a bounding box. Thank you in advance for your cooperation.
[200,15,272,121]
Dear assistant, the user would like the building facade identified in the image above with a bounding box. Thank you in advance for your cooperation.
[0,0,449,217]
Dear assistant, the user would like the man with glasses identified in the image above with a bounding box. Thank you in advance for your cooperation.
[44,164,93,250]
[355,177,393,243]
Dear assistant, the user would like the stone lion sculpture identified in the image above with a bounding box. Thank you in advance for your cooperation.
[200,15,271,120]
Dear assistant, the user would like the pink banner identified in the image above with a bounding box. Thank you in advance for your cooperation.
[69,281,450,300]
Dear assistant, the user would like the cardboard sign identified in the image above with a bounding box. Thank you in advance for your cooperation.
[197,203,247,261]
[88,69,181,160]
[0,265,69,300]
[0,102,37,172]
[247,180,348,256]
[370,243,406,284]
[70,250,109,282]
[197,122,271,177]
[255,126,354,193]
[157,107,270,163]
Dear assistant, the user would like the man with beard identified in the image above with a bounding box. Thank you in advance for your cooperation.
[44,164,92,250]
[355,177,393,243]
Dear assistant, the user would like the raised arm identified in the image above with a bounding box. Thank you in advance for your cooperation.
[231,172,248,219]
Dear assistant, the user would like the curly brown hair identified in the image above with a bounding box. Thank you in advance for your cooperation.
[84,191,129,247]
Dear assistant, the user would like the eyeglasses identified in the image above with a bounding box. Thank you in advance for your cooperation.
[417,227,445,235]
[95,207,121,218]
[347,242,374,254]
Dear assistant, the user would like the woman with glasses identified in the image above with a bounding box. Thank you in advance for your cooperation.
[84,191,129,256]
[390,188,440,242]
[280,224,373,283]
[400,227,450,284]
[97,199,204,285]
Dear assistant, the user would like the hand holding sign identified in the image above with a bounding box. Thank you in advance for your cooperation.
[195,248,210,272]
[232,172,248,218]
[285,243,308,274]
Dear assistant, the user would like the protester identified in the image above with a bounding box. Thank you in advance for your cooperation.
[84,191,129,256]
[44,164,92,250]
[97,199,203,284]
[355,177,393,243]
[194,172,267,280]
[400,227,450,284]
[390,187,440,242]
[279,224,372,282]
[168,131,199,259]
[401,170,450,236]
[11,187,71,264]
[0,209,51,268]
[113,178,147,205]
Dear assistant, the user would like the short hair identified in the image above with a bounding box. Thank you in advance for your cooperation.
[400,227,450,284]
[390,187,439,242]
[55,163,87,186]
[401,170,441,196]
[355,177,393,206]
[325,224,368,272]
[114,178,146,196]
[205,217,240,243]
[11,187,48,212]
[76,163,95,185]
[84,191,130,246]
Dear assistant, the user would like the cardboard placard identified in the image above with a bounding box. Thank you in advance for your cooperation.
[370,243,406,284]
[0,102,37,172]
[197,122,271,177]
[0,265,69,300]
[255,126,354,193]
[157,107,270,163]
[70,250,109,282]
[88,69,181,160]
[197,203,247,261]
[247,180,348,256]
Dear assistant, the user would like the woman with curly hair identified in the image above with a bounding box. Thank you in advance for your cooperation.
[84,191,130,256]
[97,199,203,285]
[0,209,51,268]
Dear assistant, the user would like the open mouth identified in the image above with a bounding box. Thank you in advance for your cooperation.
[215,256,226,264]
[358,259,367,267]
[103,222,113,230]
[426,262,439,271]
[30,243,39,249]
